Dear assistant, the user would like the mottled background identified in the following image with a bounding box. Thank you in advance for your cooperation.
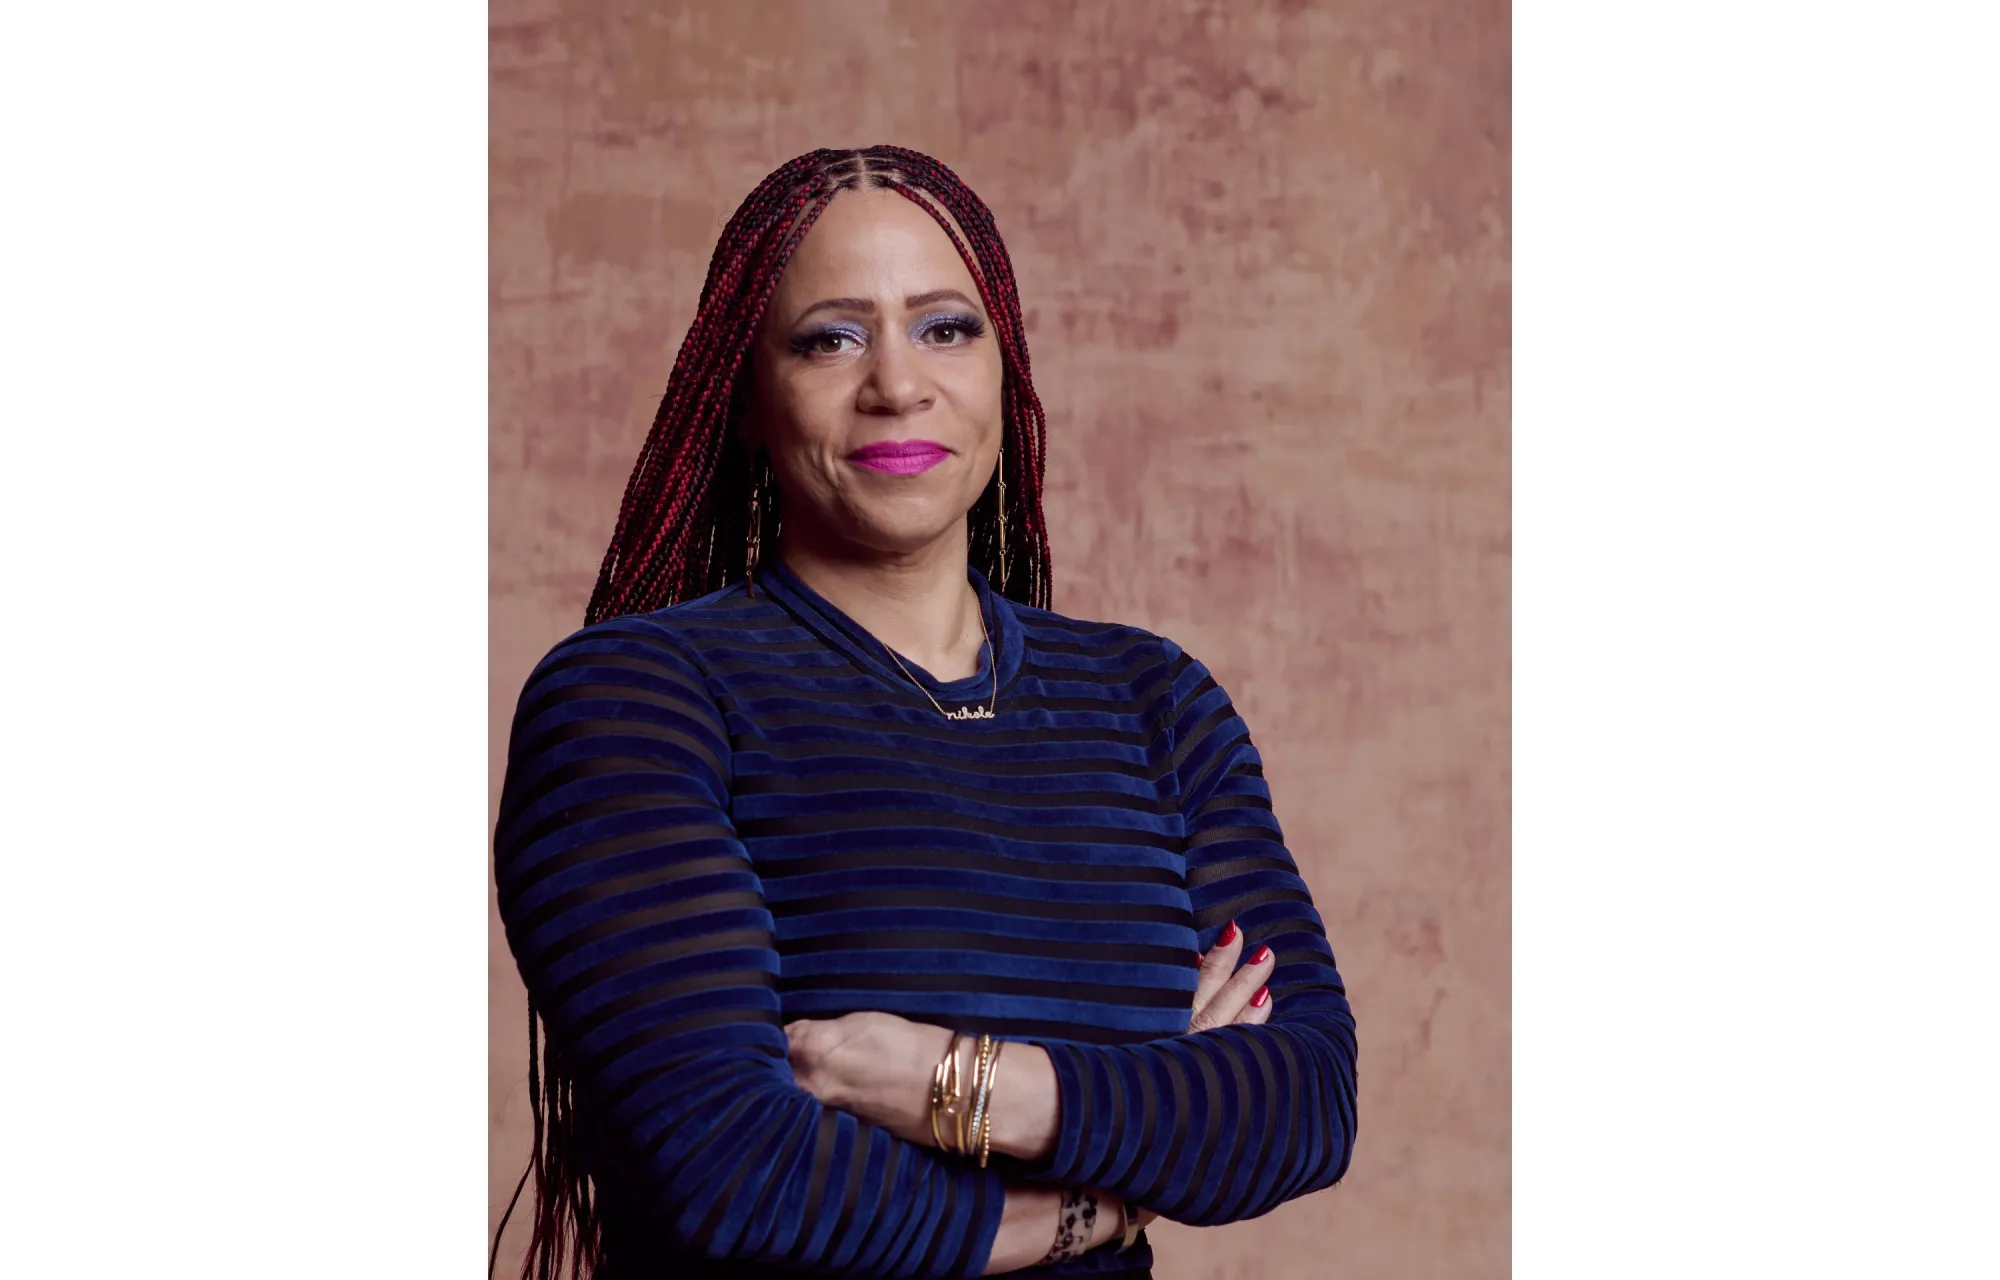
[489,1,1509,1276]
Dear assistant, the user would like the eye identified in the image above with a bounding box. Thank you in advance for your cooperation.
[789,325,865,358]
[917,313,986,347]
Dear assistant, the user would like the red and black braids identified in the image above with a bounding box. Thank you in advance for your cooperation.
[583,145,1053,625]
[497,147,1054,1280]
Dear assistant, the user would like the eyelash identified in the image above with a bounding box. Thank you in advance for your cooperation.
[789,324,866,358]
[788,312,987,358]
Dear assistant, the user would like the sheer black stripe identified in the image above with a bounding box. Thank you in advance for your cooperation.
[758,846,1181,884]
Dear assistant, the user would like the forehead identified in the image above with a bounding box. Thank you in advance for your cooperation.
[772,187,981,305]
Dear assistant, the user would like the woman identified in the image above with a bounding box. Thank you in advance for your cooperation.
[494,146,1357,1279]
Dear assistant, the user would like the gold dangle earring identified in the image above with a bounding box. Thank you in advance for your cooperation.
[994,438,1009,591]
[744,452,764,597]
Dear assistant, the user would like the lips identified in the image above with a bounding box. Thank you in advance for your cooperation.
[846,440,951,476]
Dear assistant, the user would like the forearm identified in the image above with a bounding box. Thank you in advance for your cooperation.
[979,1007,1355,1224]
[970,934,1352,1226]
[977,1011,1354,1225]
[1035,1007,1356,1225]
[657,1077,1011,1271]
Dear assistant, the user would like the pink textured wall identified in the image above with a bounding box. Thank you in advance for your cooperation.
[490,3,1509,1276]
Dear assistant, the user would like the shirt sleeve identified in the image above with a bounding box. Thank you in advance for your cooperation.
[1027,636,1359,1225]
[493,618,1006,1277]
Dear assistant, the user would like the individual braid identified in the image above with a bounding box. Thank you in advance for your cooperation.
[582,145,1053,623]
[490,1000,601,1280]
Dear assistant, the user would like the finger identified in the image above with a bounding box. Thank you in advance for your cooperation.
[1189,918,1246,1025]
[1195,941,1277,1031]
[783,1018,823,1061]
[1231,983,1273,1026]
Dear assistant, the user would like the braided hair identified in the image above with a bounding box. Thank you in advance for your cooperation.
[495,146,1053,1280]
[585,144,1052,625]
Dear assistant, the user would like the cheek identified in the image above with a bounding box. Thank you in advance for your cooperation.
[942,357,1006,439]
[758,382,854,480]
[760,382,825,447]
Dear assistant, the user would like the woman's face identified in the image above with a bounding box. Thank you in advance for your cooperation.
[747,186,1004,562]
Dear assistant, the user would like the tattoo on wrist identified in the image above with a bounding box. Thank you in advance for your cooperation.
[1037,1187,1099,1266]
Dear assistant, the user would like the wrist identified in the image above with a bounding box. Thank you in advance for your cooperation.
[1034,1187,1105,1267]
[930,1031,1007,1162]
[1089,1194,1124,1251]
[986,1043,1059,1162]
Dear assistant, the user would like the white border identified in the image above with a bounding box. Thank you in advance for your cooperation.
[1519,0,2000,1274]
[2,4,487,1273]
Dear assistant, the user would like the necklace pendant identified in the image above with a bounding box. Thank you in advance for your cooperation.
[943,705,995,720]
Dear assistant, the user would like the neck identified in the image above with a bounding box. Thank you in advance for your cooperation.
[774,523,987,682]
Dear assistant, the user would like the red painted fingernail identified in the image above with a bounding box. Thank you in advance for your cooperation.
[1252,945,1272,965]
[1193,950,1207,967]
[1220,920,1238,945]
[1252,985,1271,1008]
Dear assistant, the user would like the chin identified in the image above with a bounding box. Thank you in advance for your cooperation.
[844,501,970,556]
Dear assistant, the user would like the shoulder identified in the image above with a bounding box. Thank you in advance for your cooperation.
[1003,597,1171,657]
[1004,598,1222,680]
[534,582,764,665]
[516,581,767,704]
[1001,599,1232,712]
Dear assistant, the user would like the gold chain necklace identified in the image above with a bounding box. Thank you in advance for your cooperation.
[883,607,998,721]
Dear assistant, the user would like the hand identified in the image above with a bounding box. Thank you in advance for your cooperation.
[1190,918,1276,1031]
[784,1010,952,1147]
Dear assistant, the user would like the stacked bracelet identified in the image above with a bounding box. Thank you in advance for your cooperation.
[930,1033,1007,1167]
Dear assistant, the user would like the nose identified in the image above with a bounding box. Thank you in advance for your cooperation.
[855,334,934,417]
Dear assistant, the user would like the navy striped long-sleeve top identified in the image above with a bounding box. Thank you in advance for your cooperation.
[494,555,1357,1278]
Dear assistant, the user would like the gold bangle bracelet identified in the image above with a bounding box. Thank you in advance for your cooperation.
[960,1040,976,1160]
[966,1034,993,1155]
[964,1035,989,1154]
[933,1033,968,1153]
[930,1055,949,1150]
[977,1039,1005,1167]
[955,1036,972,1154]
[1118,1197,1141,1251]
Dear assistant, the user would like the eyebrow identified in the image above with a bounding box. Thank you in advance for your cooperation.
[791,289,982,324]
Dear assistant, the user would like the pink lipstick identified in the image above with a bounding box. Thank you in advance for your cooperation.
[847,439,951,475]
